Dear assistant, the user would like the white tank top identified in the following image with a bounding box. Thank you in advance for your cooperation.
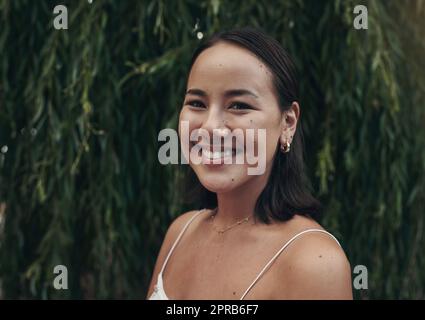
[149,209,341,300]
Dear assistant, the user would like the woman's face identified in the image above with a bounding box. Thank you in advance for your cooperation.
[179,42,292,194]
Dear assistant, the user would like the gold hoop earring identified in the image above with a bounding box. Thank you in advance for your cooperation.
[280,140,291,153]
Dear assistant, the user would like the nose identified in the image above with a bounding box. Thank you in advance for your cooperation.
[201,107,230,140]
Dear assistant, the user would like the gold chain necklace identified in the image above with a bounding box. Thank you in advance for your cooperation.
[209,208,253,234]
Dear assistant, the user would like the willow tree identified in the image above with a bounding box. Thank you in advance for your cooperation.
[0,0,424,299]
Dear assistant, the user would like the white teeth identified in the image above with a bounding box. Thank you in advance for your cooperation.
[203,149,233,159]
[203,149,211,158]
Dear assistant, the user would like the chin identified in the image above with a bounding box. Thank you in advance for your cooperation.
[193,166,247,193]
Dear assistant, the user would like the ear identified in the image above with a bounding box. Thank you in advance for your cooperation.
[280,102,300,145]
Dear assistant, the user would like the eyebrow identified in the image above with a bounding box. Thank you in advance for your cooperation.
[185,88,259,99]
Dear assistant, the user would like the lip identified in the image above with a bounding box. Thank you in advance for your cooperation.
[202,148,245,167]
[191,141,245,150]
[194,143,234,151]
[190,141,244,167]
[190,142,243,166]
[201,149,234,166]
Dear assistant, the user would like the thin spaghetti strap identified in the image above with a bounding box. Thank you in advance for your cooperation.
[240,229,341,300]
[159,209,206,276]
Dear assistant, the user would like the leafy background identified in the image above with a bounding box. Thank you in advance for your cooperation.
[0,0,424,299]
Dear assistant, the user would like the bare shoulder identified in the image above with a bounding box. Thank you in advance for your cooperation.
[166,209,203,239]
[157,209,206,259]
[272,216,353,299]
[146,209,205,298]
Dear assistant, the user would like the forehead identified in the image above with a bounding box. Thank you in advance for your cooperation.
[187,42,274,95]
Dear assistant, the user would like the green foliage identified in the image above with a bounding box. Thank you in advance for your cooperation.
[0,0,424,299]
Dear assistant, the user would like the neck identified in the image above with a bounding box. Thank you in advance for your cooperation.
[214,174,269,226]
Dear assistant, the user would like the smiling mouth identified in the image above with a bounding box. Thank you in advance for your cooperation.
[203,148,235,159]
[190,142,244,163]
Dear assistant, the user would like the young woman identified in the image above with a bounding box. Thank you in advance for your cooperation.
[147,27,353,300]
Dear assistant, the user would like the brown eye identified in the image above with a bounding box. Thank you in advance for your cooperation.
[229,102,252,110]
[187,100,206,109]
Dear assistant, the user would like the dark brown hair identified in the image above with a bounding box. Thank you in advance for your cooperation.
[182,27,322,223]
